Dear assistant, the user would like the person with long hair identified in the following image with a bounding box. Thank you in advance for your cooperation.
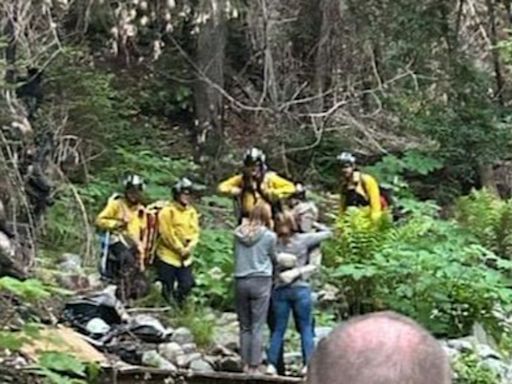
[267,212,331,376]
[234,202,277,374]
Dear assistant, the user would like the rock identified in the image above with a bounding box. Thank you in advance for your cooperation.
[213,323,239,352]
[473,322,499,351]
[209,344,237,357]
[190,358,215,373]
[171,327,194,345]
[181,343,197,354]
[56,273,90,291]
[158,342,184,364]
[141,350,177,371]
[447,337,476,353]
[218,312,238,326]
[176,352,202,368]
[130,315,171,343]
[284,352,302,367]
[87,274,103,290]
[314,326,333,343]
[58,253,82,273]
[85,317,111,336]
[217,355,243,373]
[476,344,501,360]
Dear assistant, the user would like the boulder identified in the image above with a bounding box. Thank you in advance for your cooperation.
[181,343,197,354]
[447,337,476,353]
[190,358,215,373]
[141,350,177,371]
[213,323,239,352]
[58,253,82,273]
[171,327,194,345]
[217,355,243,373]
[209,344,237,357]
[158,342,184,364]
[176,352,202,368]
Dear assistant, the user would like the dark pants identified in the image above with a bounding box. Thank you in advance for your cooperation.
[155,258,195,306]
[105,242,136,281]
[107,242,148,301]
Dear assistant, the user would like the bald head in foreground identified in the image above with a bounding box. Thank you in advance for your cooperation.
[307,311,452,384]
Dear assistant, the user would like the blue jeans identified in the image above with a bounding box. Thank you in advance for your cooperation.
[268,285,314,367]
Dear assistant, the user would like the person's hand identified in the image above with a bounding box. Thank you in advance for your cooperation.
[117,219,128,230]
[279,269,301,284]
[180,248,191,259]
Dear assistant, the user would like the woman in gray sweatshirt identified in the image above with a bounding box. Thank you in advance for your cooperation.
[267,212,331,376]
[233,202,277,374]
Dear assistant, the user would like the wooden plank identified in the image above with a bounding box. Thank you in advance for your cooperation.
[99,367,304,384]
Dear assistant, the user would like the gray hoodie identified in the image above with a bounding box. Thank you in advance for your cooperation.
[234,224,277,278]
[274,227,332,288]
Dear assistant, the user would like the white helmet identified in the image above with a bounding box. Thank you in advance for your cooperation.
[123,174,145,190]
[337,152,356,166]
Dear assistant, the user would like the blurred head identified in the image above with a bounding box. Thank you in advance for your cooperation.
[248,202,273,228]
[123,174,145,205]
[172,178,194,206]
[243,147,266,181]
[274,211,298,239]
[289,182,306,207]
[337,152,356,180]
[307,311,452,384]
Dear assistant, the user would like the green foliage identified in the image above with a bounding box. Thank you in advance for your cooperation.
[0,277,54,301]
[453,352,500,384]
[171,302,216,348]
[324,204,512,338]
[34,351,100,384]
[42,147,196,253]
[455,189,512,260]
[193,229,234,311]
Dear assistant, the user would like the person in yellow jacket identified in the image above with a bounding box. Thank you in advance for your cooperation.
[338,152,383,223]
[218,147,296,223]
[155,177,200,306]
[95,174,149,300]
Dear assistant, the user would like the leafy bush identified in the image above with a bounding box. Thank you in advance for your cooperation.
[193,229,234,312]
[453,352,500,384]
[170,302,216,348]
[41,147,196,255]
[323,204,512,339]
[455,189,512,260]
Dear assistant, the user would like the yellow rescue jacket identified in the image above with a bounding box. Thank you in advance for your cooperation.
[156,202,200,268]
[95,194,148,245]
[218,171,296,217]
[340,171,382,223]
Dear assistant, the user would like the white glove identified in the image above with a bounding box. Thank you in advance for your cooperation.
[279,268,301,284]
[277,252,297,269]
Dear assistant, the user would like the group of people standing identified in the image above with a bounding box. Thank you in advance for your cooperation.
[94,146,388,376]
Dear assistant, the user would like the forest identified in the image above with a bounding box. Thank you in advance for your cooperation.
[3,0,512,383]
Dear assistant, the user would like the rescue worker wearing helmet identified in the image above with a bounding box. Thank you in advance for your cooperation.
[218,148,296,223]
[338,152,383,223]
[155,178,200,306]
[95,174,149,300]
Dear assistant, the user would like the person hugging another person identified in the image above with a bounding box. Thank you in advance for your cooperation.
[267,212,331,376]
[233,202,277,375]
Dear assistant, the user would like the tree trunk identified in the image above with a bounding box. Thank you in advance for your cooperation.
[193,0,226,163]
[3,0,17,84]
[478,163,499,195]
[486,0,505,105]
[313,0,339,114]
